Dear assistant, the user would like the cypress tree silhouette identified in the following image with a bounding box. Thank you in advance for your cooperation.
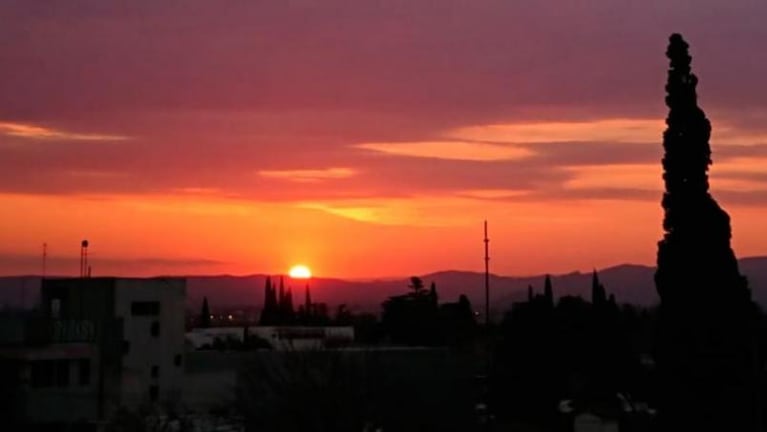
[654,33,759,431]
[527,284,534,302]
[278,276,286,323]
[543,275,554,308]
[200,296,211,328]
[286,288,294,318]
[429,281,439,307]
[260,276,278,325]
[591,269,606,307]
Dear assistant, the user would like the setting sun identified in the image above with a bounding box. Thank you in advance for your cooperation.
[288,265,312,279]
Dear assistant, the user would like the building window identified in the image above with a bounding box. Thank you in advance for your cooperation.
[149,385,159,402]
[51,298,61,319]
[131,301,160,316]
[78,359,91,386]
[151,365,159,378]
[30,359,71,388]
[174,354,182,367]
[122,340,131,355]
[31,360,54,388]
[55,359,69,387]
[150,321,160,337]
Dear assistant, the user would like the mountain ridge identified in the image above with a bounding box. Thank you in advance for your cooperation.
[2,256,767,316]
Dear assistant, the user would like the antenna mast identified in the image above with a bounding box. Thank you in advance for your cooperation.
[80,240,89,278]
[484,220,490,326]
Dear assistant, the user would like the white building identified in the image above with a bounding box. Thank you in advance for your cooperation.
[574,412,620,432]
[112,278,186,408]
[186,325,354,351]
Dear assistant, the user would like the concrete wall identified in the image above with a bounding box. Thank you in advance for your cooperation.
[182,351,241,411]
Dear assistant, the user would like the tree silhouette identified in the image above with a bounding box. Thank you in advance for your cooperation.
[277,276,286,323]
[428,281,438,307]
[334,304,353,326]
[543,275,554,308]
[260,276,278,325]
[409,276,425,293]
[654,33,759,431]
[277,276,295,324]
[382,277,442,346]
[591,270,606,307]
[200,296,211,328]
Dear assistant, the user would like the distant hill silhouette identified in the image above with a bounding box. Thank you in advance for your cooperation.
[3,256,767,315]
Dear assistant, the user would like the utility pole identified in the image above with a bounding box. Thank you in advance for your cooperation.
[478,220,493,429]
[484,220,490,326]
[42,242,47,278]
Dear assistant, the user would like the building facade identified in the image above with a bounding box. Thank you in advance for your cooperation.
[0,277,186,429]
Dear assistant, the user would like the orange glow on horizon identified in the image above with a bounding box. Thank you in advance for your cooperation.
[1,189,766,279]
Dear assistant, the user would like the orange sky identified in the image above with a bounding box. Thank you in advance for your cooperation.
[1,1,767,278]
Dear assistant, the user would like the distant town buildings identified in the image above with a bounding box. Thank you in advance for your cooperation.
[186,325,354,351]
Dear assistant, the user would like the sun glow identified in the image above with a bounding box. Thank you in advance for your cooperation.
[289,265,312,279]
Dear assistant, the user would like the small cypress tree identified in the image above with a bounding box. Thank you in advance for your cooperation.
[591,269,607,307]
[429,282,439,307]
[260,276,277,325]
[200,297,211,328]
[543,275,554,308]
[277,276,286,324]
[285,288,294,322]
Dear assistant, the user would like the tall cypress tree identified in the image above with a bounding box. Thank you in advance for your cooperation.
[429,282,439,307]
[655,34,758,431]
[260,276,277,325]
[285,288,294,322]
[591,269,606,307]
[543,275,554,308]
[200,296,211,328]
[277,276,286,324]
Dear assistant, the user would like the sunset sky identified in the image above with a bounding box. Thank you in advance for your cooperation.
[1,0,767,278]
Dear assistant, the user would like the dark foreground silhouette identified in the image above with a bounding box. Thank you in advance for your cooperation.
[654,34,763,432]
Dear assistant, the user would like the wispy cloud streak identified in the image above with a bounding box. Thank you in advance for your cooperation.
[0,121,129,141]
[258,167,358,182]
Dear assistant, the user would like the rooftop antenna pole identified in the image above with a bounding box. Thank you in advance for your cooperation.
[484,220,490,326]
[80,240,89,278]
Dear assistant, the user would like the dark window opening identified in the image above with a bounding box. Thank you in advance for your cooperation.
[51,298,61,319]
[149,385,159,402]
[31,360,54,388]
[122,340,130,355]
[151,365,159,378]
[131,301,160,316]
[174,354,182,367]
[150,321,160,337]
[55,359,69,387]
[78,359,91,386]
